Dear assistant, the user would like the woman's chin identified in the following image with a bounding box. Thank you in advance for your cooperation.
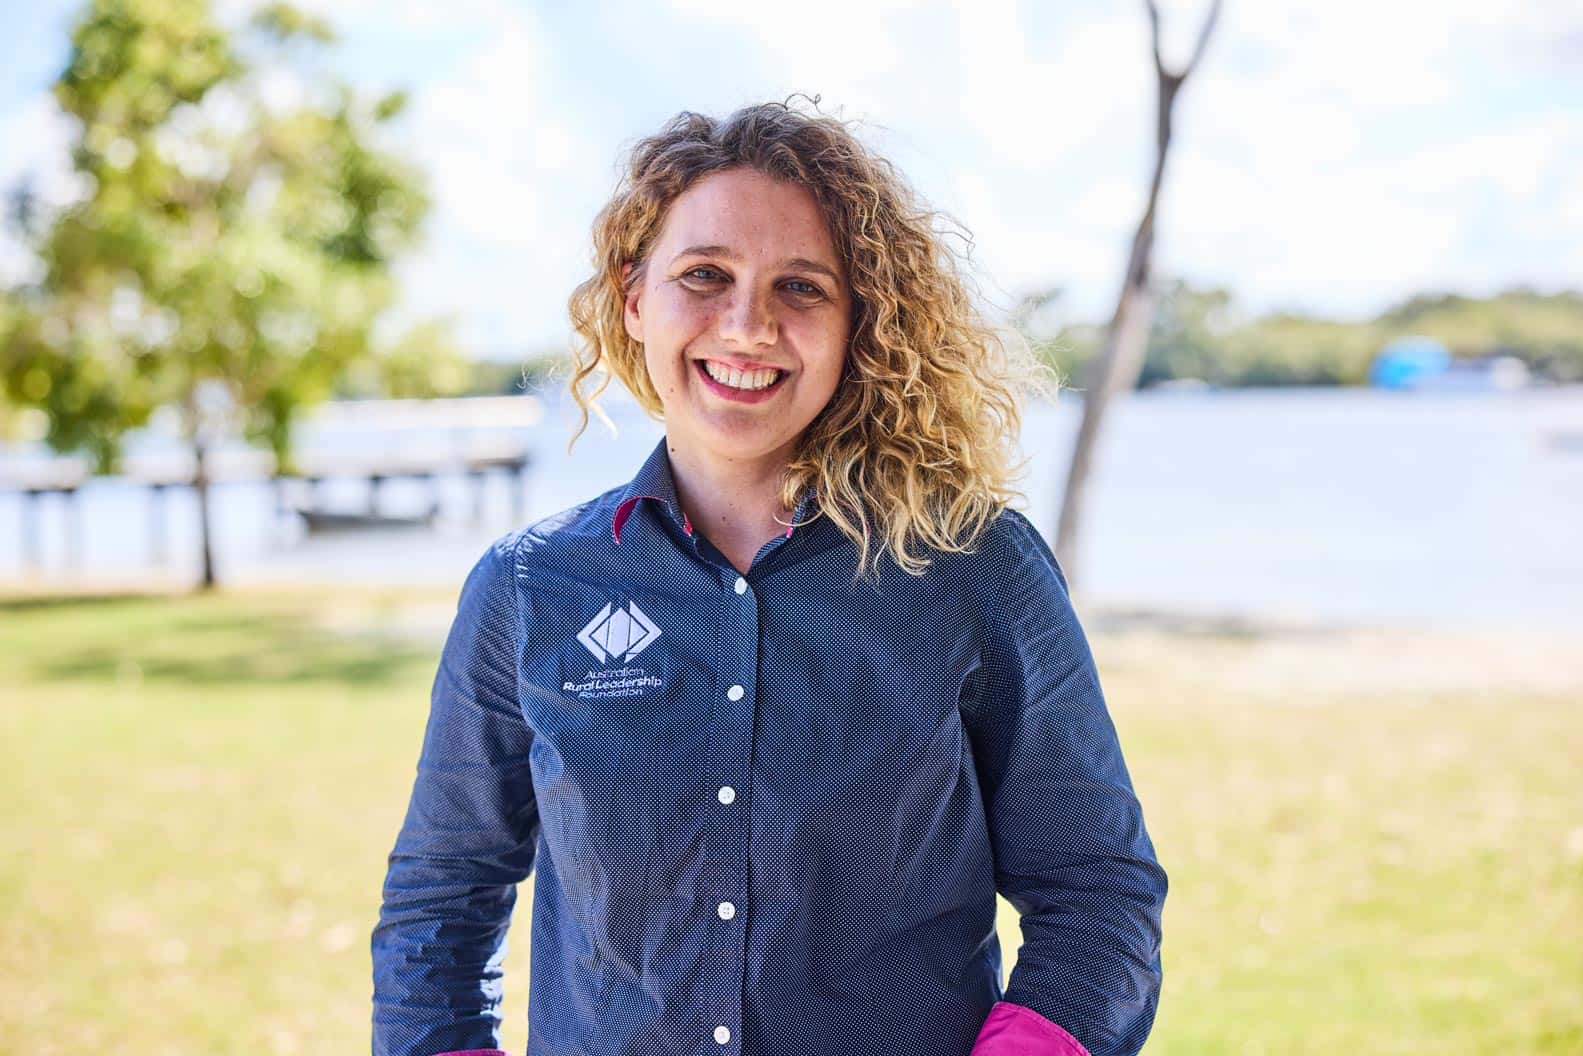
[680,418,801,459]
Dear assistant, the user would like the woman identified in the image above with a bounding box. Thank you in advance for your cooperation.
[371,99,1166,1056]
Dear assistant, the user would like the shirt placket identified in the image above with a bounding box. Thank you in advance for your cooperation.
[693,526,798,1052]
[699,570,750,1051]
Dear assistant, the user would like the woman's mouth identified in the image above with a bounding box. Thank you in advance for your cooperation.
[694,359,789,404]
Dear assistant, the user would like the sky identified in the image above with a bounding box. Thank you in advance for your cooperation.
[1,0,1580,358]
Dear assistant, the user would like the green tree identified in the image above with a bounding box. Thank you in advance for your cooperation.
[1139,278,1235,387]
[0,0,467,588]
[1376,287,1583,383]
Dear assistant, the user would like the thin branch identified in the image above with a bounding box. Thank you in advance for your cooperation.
[1185,0,1223,75]
[1145,0,1224,79]
[1145,0,1165,74]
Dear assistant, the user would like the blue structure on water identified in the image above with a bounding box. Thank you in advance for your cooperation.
[1370,335,1452,389]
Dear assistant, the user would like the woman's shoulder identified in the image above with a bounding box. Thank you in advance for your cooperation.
[520,486,628,554]
[958,503,1046,564]
[481,484,629,570]
[949,504,1070,600]
[460,485,628,602]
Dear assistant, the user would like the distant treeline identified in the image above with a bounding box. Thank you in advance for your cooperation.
[1032,283,1583,389]
[353,283,1583,401]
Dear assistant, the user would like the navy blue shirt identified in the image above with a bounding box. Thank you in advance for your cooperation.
[371,436,1166,1056]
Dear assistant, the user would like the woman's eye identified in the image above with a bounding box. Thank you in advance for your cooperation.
[680,268,822,301]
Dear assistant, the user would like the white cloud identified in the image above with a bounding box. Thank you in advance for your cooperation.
[5,0,1580,346]
[953,3,1141,168]
[665,0,913,81]
[381,10,606,351]
[314,0,1583,338]
[951,0,1583,320]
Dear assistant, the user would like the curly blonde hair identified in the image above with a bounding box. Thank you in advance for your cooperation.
[565,96,1059,581]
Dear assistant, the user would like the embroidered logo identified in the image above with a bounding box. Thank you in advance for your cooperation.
[576,600,662,664]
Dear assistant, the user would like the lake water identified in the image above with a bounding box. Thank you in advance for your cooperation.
[2,384,1580,633]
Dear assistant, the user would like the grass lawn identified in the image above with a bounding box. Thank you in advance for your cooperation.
[1,586,1578,1055]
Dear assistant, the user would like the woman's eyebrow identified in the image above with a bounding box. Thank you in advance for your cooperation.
[673,243,841,283]
[785,258,842,283]
[673,243,736,262]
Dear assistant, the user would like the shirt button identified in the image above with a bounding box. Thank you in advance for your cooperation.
[733,576,748,594]
[726,684,744,701]
[717,785,736,804]
[717,900,736,919]
[714,1025,731,1044]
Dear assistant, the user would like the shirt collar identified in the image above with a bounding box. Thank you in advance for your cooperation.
[611,436,817,545]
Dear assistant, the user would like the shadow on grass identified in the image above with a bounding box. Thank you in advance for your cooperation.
[0,593,156,614]
[0,591,438,689]
[1087,604,1359,640]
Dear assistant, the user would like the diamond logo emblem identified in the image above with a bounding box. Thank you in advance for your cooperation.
[577,600,662,663]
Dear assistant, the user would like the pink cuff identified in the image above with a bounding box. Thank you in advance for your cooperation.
[969,1000,1090,1055]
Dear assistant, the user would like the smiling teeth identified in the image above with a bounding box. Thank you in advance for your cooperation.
[703,361,781,390]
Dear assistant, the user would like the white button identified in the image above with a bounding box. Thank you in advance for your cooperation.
[734,576,748,594]
[717,785,736,804]
[717,900,736,919]
[726,684,744,701]
[714,1025,731,1044]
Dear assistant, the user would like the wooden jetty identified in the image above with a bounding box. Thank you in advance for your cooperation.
[0,395,543,571]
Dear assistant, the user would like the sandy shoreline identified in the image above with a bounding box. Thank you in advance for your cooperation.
[1088,615,1583,699]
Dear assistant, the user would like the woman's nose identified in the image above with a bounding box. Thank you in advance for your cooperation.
[717,288,777,348]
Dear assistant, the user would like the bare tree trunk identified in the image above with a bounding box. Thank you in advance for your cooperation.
[1054,0,1222,582]
[192,435,217,590]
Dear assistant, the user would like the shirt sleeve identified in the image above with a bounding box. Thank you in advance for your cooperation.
[370,534,541,1056]
[962,509,1167,1056]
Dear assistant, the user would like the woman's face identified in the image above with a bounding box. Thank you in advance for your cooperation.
[623,166,852,468]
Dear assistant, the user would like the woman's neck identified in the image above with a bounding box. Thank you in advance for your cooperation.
[665,436,796,575]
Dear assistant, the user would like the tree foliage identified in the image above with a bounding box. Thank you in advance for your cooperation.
[0,0,468,475]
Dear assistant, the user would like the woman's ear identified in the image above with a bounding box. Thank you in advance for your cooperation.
[622,262,643,343]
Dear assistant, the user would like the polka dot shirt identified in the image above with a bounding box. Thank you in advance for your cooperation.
[371,435,1166,1056]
